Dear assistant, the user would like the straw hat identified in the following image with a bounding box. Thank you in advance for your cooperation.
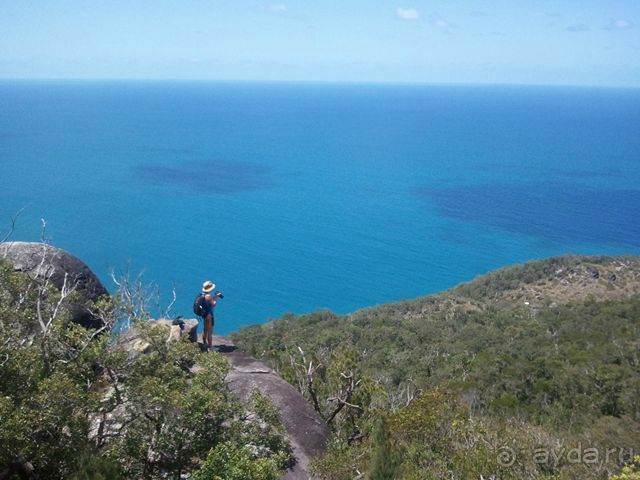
[202,280,215,293]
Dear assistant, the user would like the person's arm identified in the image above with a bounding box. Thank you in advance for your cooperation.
[205,293,217,308]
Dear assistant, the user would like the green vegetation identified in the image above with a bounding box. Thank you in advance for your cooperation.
[3,250,638,479]
[367,417,401,480]
[0,259,290,479]
[610,457,640,480]
[233,255,640,480]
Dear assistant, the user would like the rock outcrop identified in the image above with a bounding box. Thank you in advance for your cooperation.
[116,318,199,355]
[208,335,330,480]
[0,242,108,329]
[116,320,329,479]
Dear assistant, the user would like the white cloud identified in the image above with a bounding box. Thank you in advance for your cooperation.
[605,19,633,30]
[433,18,450,29]
[397,8,420,21]
[269,4,287,12]
[427,16,454,30]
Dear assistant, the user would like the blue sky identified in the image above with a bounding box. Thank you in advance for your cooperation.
[1,0,639,86]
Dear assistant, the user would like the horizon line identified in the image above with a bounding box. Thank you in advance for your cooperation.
[1,77,639,90]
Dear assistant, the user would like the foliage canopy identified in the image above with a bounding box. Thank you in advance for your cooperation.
[0,258,290,479]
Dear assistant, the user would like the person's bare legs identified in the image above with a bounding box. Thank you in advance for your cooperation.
[203,314,213,350]
[207,314,214,348]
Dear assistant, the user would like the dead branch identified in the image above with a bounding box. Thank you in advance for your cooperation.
[110,267,155,329]
[0,207,26,244]
[288,346,324,417]
[325,370,362,425]
[162,284,177,319]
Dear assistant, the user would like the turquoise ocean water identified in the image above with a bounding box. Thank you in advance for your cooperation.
[1,81,639,334]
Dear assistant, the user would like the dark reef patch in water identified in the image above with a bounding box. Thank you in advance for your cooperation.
[133,145,198,156]
[134,160,275,194]
[417,183,640,248]
[551,167,625,179]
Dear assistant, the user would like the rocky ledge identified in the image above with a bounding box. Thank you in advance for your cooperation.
[120,321,330,479]
[205,335,330,480]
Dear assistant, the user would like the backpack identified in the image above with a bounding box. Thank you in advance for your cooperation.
[193,293,211,317]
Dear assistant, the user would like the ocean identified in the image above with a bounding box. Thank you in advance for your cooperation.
[1,81,639,334]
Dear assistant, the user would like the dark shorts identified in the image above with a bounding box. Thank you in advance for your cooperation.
[203,313,215,329]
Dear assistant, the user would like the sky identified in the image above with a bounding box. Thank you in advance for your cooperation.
[0,0,639,86]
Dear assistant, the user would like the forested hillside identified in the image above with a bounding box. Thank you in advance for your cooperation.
[233,255,640,480]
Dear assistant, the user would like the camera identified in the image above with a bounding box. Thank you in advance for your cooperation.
[216,291,224,299]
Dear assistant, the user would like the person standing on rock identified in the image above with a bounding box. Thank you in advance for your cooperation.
[193,280,223,351]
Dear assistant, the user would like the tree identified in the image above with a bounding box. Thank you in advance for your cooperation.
[367,417,401,480]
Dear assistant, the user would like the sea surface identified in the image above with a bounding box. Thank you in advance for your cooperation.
[1,81,639,334]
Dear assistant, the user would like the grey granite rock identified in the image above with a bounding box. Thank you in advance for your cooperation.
[0,241,108,329]
[208,335,330,480]
[116,318,200,356]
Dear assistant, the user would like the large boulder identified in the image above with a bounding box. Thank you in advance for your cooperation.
[208,336,330,480]
[0,241,108,329]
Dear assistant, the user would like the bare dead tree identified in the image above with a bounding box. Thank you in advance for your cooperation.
[326,371,363,425]
[0,339,10,368]
[288,346,323,416]
[388,377,422,412]
[2,227,84,373]
[287,345,368,426]
[109,267,181,333]
[28,237,79,372]
[109,267,156,330]
[36,271,77,334]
